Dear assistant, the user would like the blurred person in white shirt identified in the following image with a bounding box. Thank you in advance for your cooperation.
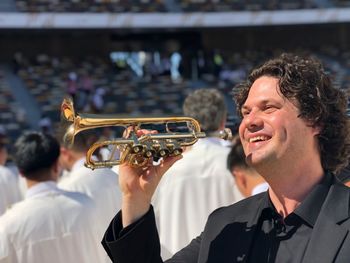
[152,88,243,259]
[0,129,22,215]
[0,131,105,263]
[58,130,121,262]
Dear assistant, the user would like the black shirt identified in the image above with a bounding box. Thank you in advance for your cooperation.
[248,173,333,263]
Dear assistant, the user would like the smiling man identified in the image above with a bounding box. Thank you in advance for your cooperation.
[102,53,350,263]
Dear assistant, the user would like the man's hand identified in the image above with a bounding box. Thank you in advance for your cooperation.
[119,129,182,227]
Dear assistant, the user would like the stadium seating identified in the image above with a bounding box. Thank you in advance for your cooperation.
[11,47,350,133]
[0,70,29,147]
[15,0,167,13]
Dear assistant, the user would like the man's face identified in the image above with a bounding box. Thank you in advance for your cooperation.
[238,76,319,170]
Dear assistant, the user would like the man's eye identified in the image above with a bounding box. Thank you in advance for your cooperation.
[242,111,250,117]
[264,105,277,112]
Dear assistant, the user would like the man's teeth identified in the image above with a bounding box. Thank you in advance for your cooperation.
[249,136,269,143]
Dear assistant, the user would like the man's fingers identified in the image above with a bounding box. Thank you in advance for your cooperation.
[136,129,158,136]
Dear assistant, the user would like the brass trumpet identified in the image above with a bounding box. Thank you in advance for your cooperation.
[61,97,232,169]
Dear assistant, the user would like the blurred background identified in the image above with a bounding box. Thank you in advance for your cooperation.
[0,0,350,163]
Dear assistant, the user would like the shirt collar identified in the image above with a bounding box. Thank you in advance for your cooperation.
[259,172,333,226]
[252,182,269,196]
[293,172,333,226]
[25,181,62,199]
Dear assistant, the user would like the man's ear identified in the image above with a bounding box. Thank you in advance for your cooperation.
[60,146,72,164]
[232,167,247,188]
[232,167,247,186]
[60,146,70,157]
[60,146,67,154]
[306,120,322,136]
[312,124,322,136]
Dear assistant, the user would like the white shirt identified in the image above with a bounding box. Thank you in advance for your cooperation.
[251,182,269,196]
[58,158,122,262]
[152,138,244,259]
[205,136,232,147]
[0,181,105,263]
[0,166,22,216]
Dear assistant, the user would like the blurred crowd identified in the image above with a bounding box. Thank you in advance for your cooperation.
[2,46,350,151]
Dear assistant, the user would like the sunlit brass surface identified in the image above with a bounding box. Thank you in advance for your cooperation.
[61,97,232,169]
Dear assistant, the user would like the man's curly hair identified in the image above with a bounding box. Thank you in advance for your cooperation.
[234,53,350,173]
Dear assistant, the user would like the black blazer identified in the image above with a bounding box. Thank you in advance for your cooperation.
[102,181,350,263]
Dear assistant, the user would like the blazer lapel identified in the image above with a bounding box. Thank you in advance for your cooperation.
[231,194,267,263]
[303,184,350,263]
[204,193,267,263]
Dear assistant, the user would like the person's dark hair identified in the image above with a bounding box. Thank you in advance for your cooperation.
[14,131,60,178]
[227,137,251,172]
[234,53,350,173]
[183,88,227,132]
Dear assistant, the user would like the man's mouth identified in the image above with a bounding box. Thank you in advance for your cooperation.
[249,136,271,143]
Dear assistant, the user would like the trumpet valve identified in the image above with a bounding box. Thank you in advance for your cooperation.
[145,151,153,158]
[172,148,183,156]
[132,144,143,153]
[167,140,183,156]
[143,142,156,158]
[129,132,143,154]
[158,148,169,157]
[152,140,170,158]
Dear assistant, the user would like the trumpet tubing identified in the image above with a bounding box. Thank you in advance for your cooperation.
[61,97,232,169]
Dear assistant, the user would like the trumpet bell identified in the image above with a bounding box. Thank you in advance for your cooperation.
[61,97,75,122]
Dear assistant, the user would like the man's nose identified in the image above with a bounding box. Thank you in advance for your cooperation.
[242,111,263,131]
